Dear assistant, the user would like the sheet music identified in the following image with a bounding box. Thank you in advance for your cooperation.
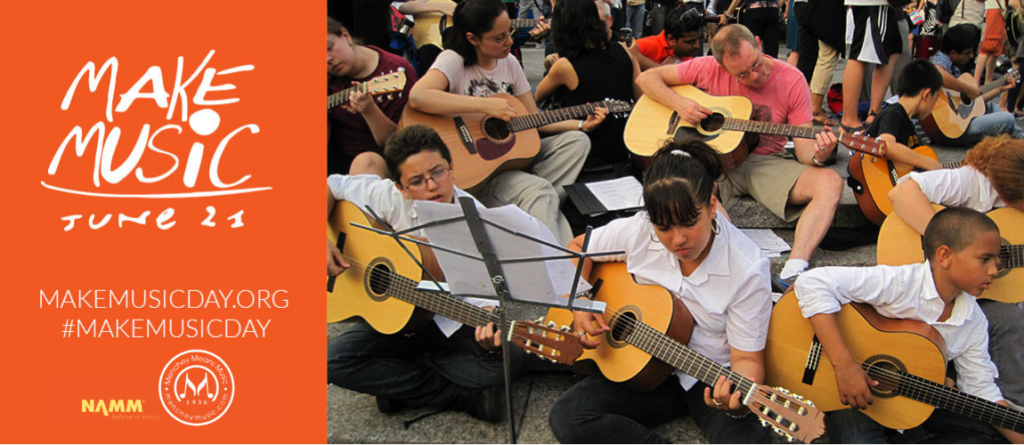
[587,176,644,212]
[413,200,602,312]
[738,229,791,258]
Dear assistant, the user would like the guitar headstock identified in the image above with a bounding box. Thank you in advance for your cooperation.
[838,131,888,157]
[746,385,826,444]
[508,320,583,365]
[367,68,408,102]
[597,98,633,118]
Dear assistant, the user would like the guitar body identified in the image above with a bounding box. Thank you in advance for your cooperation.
[410,0,454,49]
[326,201,439,332]
[920,74,987,143]
[764,293,948,430]
[624,85,757,170]
[878,205,1024,303]
[399,93,541,193]
[847,146,939,225]
[544,262,694,392]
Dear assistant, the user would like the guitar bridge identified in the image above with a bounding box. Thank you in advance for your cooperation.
[453,116,477,155]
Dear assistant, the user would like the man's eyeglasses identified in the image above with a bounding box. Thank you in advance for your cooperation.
[404,168,451,190]
[735,55,764,79]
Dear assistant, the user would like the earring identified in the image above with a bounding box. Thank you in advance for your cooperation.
[651,230,660,243]
[711,217,721,235]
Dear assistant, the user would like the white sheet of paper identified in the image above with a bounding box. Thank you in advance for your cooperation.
[739,228,791,257]
[413,200,598,311]
[586,176,644,212]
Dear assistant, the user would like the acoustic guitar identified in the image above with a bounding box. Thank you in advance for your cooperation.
[920,70,1021,144]
[624,85,888,169]
[400,95,632,193]
[412,0,542,51]
[544,262,826,443]
[765,292,1024,432]
[846,145,961,225]
[876,205,1024,303]
[327,69,408,110]
[327,200,584,364]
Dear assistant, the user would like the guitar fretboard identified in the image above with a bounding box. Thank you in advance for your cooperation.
[328,83,366,109]
[624,317,756,395]
[941,161,963,169]
[721,118,818,140]
[510,19,540,29]
[384,270,503,329]
[507,103,602,132]
[886,367,1024,433]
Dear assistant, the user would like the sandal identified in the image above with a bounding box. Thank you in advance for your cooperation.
[839,122,867,134]
[864,109,878,125]
[812,110,838,127]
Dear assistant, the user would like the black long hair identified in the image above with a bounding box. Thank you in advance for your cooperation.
[444,0,508,66]
[643,140,724,228]
[551,0,611,59]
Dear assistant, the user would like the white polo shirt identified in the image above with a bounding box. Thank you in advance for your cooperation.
[586,211,773,390]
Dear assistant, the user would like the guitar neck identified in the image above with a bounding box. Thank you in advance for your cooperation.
[942,161,962,169]
[510,19,539,29]
[890,369,1024,433]
[328,83,363,109]
[387,271,504,328]
[979,74,1012,96]
[721,118,817,140]
[627,320,756,395]
[508,103,599,132]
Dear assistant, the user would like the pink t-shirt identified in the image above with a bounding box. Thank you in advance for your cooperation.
[675,56,813,155]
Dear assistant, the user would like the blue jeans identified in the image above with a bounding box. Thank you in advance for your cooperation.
[548,374,772,443]
[979,300,1024,408]
[827,408,1007,444]
[956,101,1024,147]
[327,320,526,408]
[626,4,645,38]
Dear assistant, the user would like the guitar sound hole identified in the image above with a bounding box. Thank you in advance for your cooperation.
[698,113,726,133]
[611,311,638,342]
[367,263,393,297]
[863,357,905,398]
[482,118,512,140]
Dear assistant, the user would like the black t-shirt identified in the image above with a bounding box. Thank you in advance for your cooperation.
[865,103,922,148]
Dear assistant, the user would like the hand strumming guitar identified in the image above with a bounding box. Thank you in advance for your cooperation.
[572,304,610,349]
[833,359,878,410]
[481,97,518,121]
[327,238,350,276]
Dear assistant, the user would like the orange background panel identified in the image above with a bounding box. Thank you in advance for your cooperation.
[0,1,324,442]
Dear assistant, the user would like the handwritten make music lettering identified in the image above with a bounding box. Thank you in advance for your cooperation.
[45,50,268,231]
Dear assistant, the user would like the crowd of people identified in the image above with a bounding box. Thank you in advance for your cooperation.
[326,0,1024,442]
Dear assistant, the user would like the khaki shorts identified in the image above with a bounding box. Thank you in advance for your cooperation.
[718,152,808,222]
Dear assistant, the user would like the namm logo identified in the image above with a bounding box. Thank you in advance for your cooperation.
[82,399,143,416]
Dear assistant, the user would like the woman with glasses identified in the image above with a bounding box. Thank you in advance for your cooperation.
[547,140,774,444]
[536,0,640,170]
[409,0,605,245]
[326,125,527,423]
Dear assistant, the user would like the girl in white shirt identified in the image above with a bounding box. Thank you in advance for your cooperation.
[548,140,773,443]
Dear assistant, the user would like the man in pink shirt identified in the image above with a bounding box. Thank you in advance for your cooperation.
[636,24,841,289]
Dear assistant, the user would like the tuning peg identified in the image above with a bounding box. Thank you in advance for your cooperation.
[398,92,403,98]
[387,94,393,100]
[377,97,383,103]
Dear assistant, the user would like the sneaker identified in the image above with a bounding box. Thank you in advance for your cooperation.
[772,273,797,295]
[376,396,408,414]
[451,386,503,423]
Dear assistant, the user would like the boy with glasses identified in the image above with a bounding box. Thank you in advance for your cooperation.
[326,125,527,423]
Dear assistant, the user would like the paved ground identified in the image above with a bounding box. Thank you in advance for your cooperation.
[326,44,1024,443]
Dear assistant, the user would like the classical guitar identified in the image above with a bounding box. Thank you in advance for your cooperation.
[400,95,632,193]
[847,145,961,225]
[544,262,825,443]
[766,292,1024,431]
[920,70,1021,143]
[412,0,543,50]
[877,204,1024,303]
[624,85,887,169]
[327,69,408,110]
[327,200,584,364]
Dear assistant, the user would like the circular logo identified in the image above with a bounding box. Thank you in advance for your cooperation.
[158,349,234,426]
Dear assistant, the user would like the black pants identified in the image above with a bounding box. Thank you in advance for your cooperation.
[548,374,772,443]
[794,2,818,83]
[739,7,780,59]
